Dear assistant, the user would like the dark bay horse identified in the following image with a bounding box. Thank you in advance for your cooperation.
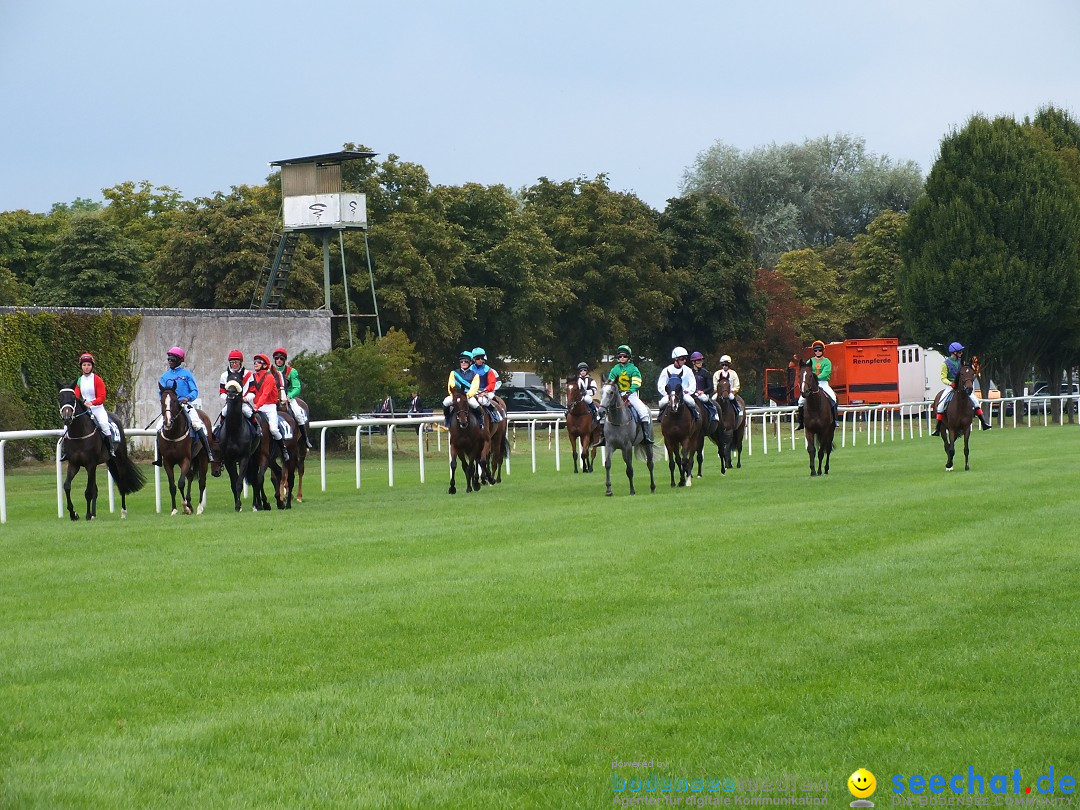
[210,381,260,512]
[799,365,835,476]
[601,384,655,496]
[659,384,700,487]
[292,398,310,503]
[714,378,746,474]
[933,363,976,471]
[157,384,210,515]
[566,377,603,474]
[448,386,487,494]
[481,395,509,485]
[58,385,145,521]
[245,409,299,509]
[693,401,724,478]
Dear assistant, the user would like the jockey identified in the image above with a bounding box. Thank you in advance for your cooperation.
[248,353,289,460]
[576,362,600,420]
[711,354,742,421]
[604,344,653,443]
[689,351,717,422]
[157,346,216,464]
[273,347,314,449]
[656,346,698,420]
[72,352,116,457]
[933,341,992,434]
[471,347,503,422]
[218,349,254,420]
[442,351,481,426]
[797,340,838,429]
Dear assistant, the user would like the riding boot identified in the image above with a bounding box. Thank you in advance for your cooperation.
[831,401,839,427]
[200,432,217,463]
[977,410,993,430]
[642,420,655,445]
[795,406,804,430]
[106,434,117,458]
[443,406,452,428]
[279,439,290,462]
[931,416,943,437]
[152,454,162,466]
[300,423,314,449]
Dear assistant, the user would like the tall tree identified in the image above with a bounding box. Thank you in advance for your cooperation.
[845,210,910,340]
[0,209,63,292]
[899,113,1080,391]
[523,176,672,373]
[682,134,923,267]
[655,194,764,355]
[33,216,153,307]
[774,248,846,346]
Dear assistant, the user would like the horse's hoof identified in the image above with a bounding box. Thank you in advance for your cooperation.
[183,506,192,515]
[605,491,613,497]
[197,504,205,515]
[121,510,127,519]
[171,509,178,516]
[211,470,222,478]
[945,467,953,472]
[295,497,303,503]
[71,514,80,522]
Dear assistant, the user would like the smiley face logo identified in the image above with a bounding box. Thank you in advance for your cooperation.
[848,768,877,798]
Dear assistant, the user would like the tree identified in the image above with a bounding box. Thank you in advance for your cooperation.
[655,194,764,355]
[845,211,909,340]
[775,248,845,346]
[0,209,62,293]
[899,113,1080,392]
[523,176,672,372]
[33,216,154,307]
[682,134,923,267]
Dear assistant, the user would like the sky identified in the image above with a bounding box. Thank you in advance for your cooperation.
[2,0,1078,214]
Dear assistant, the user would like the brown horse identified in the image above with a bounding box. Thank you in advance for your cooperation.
[932,363,976,471]
[659,383,701,487]
[246,409,299,510]
[714,377,746,473]
[157,384,210,515]
[566,376,603,473]
[799,365,835,476]
[58,384,145,521]
[291,398,310,502]
[448,385,487,494]
[482,395,509,485]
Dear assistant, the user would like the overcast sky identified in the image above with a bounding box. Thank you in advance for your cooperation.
[2,0,1077,214]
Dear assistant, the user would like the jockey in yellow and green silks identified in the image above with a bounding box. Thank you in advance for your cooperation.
[603,344,653,443]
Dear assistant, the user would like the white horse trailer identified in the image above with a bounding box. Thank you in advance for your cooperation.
[898,344,945,403]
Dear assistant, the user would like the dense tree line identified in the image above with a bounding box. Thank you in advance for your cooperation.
[3,109,1079,410]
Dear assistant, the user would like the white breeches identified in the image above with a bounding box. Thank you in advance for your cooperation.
[258,404,282,439]
[937,388,981,414]
[181,402,207,434]
[87,404,110,434]
[799,382,836,406]
[287,399,307,425]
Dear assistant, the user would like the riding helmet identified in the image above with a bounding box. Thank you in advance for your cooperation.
[79,352,95,366]
[458,351,472,361]
[671,346,688,360]
[273,347,288,359]
[577,362,589,371]
[167,346,186,361]
[948,342,964,354]
[253,353,271,367]
[616,344,632,357]
[690,351,704,362]
[811,340,825,351]
[719,354,732,364]
[471,347,487,360]
[228,350,244,362]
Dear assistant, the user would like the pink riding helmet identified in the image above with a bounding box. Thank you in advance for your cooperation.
[167,346,186,361]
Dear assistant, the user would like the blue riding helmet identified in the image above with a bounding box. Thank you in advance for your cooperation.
[471,347,487,360]
[948,342,964,354]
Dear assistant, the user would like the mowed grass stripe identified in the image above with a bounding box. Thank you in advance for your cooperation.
[2,427,1078,807]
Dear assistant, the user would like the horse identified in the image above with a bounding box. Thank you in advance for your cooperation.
[156,383,210,516]
[714,377,746,473]
[932,363,976,471]
[692,397,724,478]
[659,383,701,488]
[600,384,655,496]
[481,395,509,485]
[565,376,603,474]
[58,384,146,521]
[210,381,261,512]
[448,385,488,494]
[798,364,836,476]
[292,397,310,503]
[245,408,299,510]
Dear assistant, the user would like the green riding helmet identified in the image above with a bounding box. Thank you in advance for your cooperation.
[616,344,632,357]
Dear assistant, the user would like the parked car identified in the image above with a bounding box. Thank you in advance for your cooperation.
[498,386,567,415]
[1025,382,1079,416]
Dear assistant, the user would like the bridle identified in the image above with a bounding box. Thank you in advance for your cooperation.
[158,387,190,442]
[58,387,97,439]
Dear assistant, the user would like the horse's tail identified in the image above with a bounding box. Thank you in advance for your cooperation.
[107,454,146,495]
[244,453,261,487]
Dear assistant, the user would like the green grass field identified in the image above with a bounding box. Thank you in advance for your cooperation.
[2,426,1078,808]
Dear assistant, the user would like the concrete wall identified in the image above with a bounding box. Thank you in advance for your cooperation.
[131,309,331,443]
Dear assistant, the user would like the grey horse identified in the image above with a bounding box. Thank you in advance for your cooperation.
[600,384,656,496]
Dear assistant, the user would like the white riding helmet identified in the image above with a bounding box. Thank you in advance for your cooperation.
[672,346,689,360]
[719,354,732,364]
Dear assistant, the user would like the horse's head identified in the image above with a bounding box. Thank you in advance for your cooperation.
[665,381,683,411]
[224,379,243,401]
[956,364,975,396]
[716,376,731,400]
[450,385,472,429]
[799,364,819,396]
[58,385,78,427]
[566,376,582,405]
[159,382,179,429]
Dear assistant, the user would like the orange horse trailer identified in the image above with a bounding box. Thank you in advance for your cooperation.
[801,338,899,405]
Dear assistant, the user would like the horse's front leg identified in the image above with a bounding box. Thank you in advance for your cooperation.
[571,434,580,473]
[944,432,955,471]
[807,437,817,477]
[449,450,458,495]
[85,466,98,520]
[604,444,614,496]
[180,459,194,515]
[228,464,243,511]
[64,465,80,521]
[823,447,831,476]
[963,430,971,471]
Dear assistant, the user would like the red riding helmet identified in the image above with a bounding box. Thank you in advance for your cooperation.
[228,350,244,362]
[253,353,271,367]
[273,347,288,359]
[79,352,95,365]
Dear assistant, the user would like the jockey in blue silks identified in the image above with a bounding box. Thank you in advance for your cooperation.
[932,341,992,434]
[442,351,481,426]
[471,347,503,422]
[156,345,216,464]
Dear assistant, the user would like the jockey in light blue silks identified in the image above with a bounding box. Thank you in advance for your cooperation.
[443,351,480,426]
[156,345,216,464]
[932,342,992,435]
[471,347,503,422]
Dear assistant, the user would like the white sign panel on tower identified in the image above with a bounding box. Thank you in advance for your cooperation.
[283,193,368,230]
